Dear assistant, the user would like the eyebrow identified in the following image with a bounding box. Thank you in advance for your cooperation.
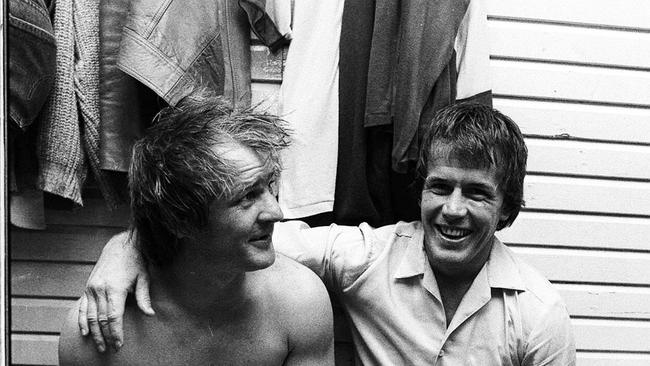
[423,176,497,191]
[423,176,447,187]
[236,171,277,194]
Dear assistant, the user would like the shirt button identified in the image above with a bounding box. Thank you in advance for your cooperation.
[439,350,444,357]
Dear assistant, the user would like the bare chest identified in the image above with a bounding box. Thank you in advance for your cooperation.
[112,310,289,365]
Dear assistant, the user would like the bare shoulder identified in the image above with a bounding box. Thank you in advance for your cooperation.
[258,253,332,328]
[265,253,329,303]
[58,301,108,366]
[261,254,334,364]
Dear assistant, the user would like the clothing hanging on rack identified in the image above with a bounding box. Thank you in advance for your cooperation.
[99,0,254,176]
[37,0,119,206]
[243,0,343,219]
[334,0,492,226]
[98,0,158,173]
[8,0,56,228]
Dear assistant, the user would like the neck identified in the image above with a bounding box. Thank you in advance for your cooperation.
[148,247,249,318]
[434,269,475,294]
[433,270,475,327]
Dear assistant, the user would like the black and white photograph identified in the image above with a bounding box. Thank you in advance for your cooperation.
[3,0,650,365]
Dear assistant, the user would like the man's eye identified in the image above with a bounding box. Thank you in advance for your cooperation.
[428,183,451,194]
[237,190,260,206]
[466,189,489,200]
[268,179,278,196]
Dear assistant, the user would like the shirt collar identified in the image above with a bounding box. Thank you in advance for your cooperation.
[486,237,527,291]
[393,225,526,292]
[393,222,427,279]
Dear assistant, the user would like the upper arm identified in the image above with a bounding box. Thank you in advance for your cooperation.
[273,222,382,291]
[522,303,576,366]
[282,264,335,366]
[59,301,105,366]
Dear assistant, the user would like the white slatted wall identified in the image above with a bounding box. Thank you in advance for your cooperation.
[492,1,650,365]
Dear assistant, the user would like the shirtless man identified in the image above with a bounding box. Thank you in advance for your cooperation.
[58,91,334,365]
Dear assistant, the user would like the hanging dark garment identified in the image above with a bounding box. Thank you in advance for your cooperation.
[365,0,470,172]
[8,0,56,229]
[334,0,482,227]
[98,0,161,173]
[334,0,381,226]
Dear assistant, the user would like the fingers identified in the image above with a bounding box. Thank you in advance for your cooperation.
[135,271,155,316]
[78,293,89,336]
[86,288,106,353]
[95,287,112,349]
[106,289,128,350]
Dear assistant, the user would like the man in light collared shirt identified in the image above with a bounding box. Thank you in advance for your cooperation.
[78,103,576,365]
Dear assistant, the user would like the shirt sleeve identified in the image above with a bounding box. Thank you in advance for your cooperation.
[522,302,577,366]
[272,221,385,293]
[454,0,492,102]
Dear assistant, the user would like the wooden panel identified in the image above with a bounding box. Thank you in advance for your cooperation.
[486,0,650,29]
[577,352,650,366]
[491,59,650,107]
[512,247,650,286]
[573,318,650,352]
[489,19,650,69]
[44,199,129,227]
[10,225,120,262]
[526,138,650,180]
[11,334,59,365]
[524,175,650,216]
[557,284,650,320]
[12,298,76,333]
[251,45,284,82]
[15,285,650,337]
[11,262,91,298]
[498,212,650,252]
[494,98,650,144]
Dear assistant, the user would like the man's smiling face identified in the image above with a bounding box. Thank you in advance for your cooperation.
[420,151,508,279]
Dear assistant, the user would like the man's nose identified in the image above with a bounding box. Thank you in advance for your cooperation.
[259,190,284,222]
[442,189,467,219]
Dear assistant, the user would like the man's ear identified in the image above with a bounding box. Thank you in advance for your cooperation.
[496,204,512,230]
[500,210,510,223]
[169,223,193,239]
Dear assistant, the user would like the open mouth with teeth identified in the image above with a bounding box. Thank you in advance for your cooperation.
[437,225,472,240]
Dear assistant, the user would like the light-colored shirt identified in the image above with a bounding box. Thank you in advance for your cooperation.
[274,221,576,366]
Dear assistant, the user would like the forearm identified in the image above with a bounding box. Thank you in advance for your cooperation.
[273,221,378,292]
[273,221,331,278]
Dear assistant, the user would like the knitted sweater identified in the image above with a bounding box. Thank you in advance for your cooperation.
[38,0,117,206]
